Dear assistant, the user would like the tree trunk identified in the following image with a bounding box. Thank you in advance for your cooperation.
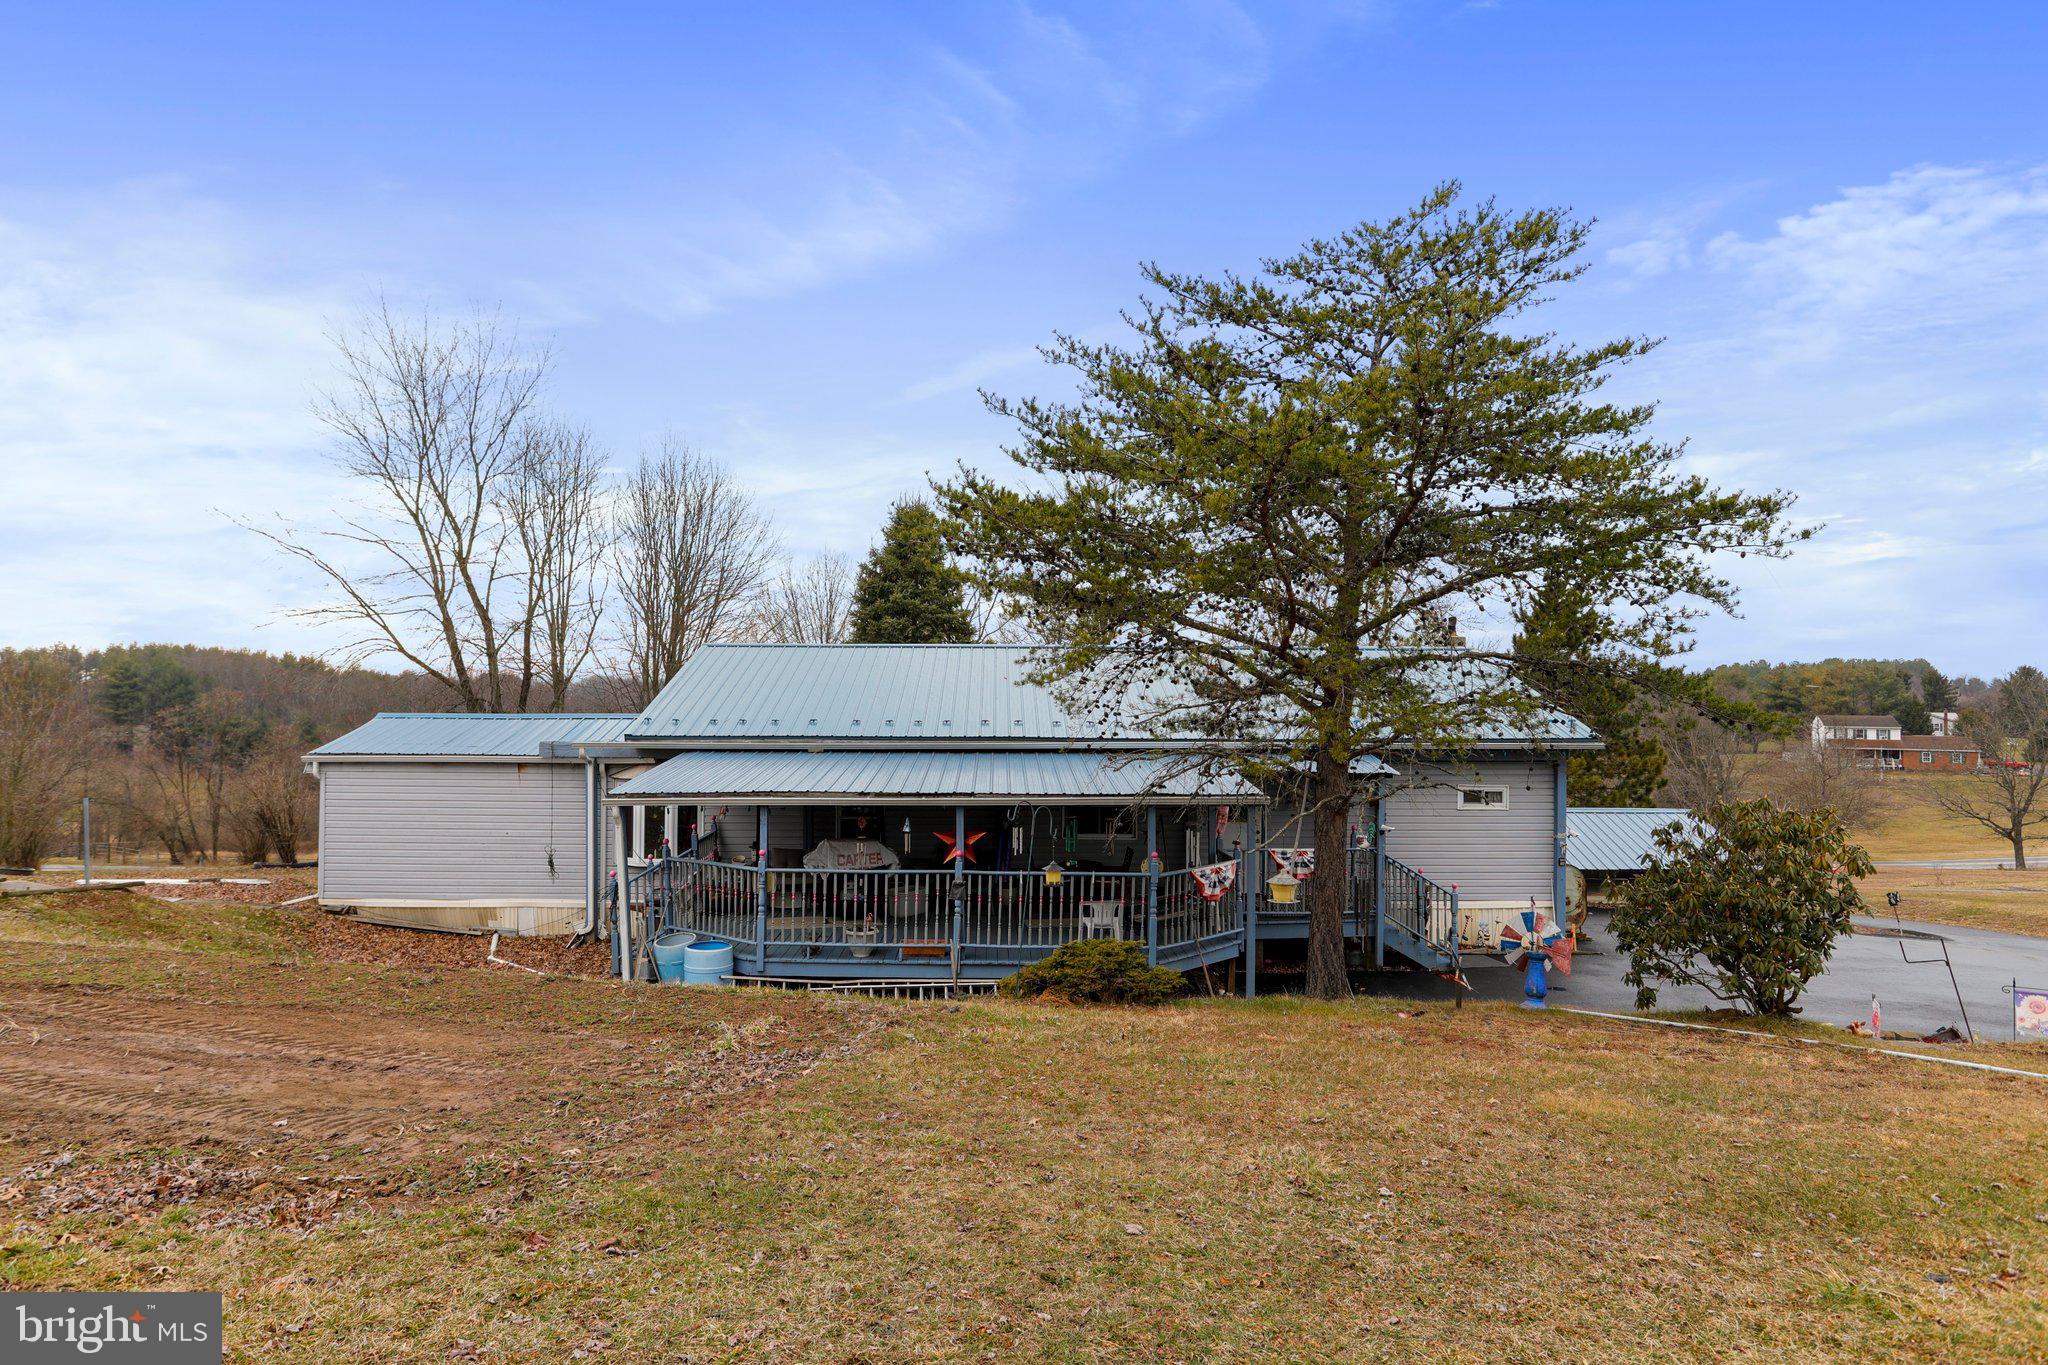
[1304,751,1353,1000]
[2014,832,2028,872]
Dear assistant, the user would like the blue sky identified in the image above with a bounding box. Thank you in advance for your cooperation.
[3,2,2045,678]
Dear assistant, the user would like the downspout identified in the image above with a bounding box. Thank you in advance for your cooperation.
[576,756,602,939]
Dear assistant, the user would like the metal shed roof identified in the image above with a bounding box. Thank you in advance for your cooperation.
[309,713,634,759]
[1565,807,1703,872]
[627,643,1594,748]
[608,749,1267,804]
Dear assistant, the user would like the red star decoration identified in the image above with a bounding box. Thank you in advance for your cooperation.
[934,830,984,865]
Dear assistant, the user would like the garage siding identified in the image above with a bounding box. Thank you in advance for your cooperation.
[1381,758,1559,906]
[320,761,591,904]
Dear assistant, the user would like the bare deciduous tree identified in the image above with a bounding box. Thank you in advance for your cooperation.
[229,736,319,865]
[608,437,775,707]
[748,553,854,644]
[502,418,610,709]
[0,649,97,867]
[1920,719,2048,869]
[242,302,562,711]
[1656,715,1754,813]
[1769,741,1880,832]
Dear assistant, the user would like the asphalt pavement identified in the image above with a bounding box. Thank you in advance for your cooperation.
[1360,910,2048,1040]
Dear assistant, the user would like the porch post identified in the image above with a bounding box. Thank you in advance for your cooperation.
[664,805,679,858]
[753,807,771,973]
[612,804,633,981]
[1245,805,1261,998]
[1145,806,1160,967]
[1372,793,1388,969]
[1553,757,1569,919]
[950,806,966,985]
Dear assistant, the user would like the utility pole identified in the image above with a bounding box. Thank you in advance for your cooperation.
[82,796,92,886]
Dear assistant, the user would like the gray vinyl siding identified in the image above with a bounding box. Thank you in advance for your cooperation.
[1381,758,1559,906]
[320,761,591,904]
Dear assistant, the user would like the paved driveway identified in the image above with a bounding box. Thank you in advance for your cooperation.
[1362,911,2048,1040]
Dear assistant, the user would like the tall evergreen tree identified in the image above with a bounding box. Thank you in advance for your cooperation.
[1997,666,2048,736]
[1513,575,1665,806]
[938,185,1800,999]
[849,499,976,643]
[97,645,201,726]
[1920,665,1958,713]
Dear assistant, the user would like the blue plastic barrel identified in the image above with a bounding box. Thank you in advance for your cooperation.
[651,930,697,984]
[681,939,734,985]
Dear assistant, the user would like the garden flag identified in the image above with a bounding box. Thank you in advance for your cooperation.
[2015,985,2048,1039]
[1190,860,1238,901]
[1268,848,1315,879]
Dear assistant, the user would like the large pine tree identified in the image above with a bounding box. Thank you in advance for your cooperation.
[848,499,976,643]
[1920,665,1958,713]
[938,185,1800,999]
[1513,575,1666,806]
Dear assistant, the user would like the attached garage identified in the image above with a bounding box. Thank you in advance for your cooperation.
[307,713,632,935]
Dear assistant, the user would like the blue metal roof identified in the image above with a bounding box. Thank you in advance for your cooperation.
[309,713,634,758]
[1565,807,1704,872]
[627,644,1594,748]
[609,749,1265,803]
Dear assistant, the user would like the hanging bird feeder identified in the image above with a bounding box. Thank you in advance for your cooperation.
[1266,868,1299,905]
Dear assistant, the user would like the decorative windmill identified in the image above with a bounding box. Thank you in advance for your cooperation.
[1498,899,1572,1008]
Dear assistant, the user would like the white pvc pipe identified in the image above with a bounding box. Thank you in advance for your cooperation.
[1558,1008,2047,1080]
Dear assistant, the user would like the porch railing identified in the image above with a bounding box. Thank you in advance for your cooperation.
[1381,856,1460,969]
[625,857,1242,973]
[1156,866,1241,951]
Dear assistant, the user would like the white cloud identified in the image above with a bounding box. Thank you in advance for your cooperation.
[899,343,1045,403]
[1604,164,2048,673]
[580,2,1274,320]
[0,183,356,650]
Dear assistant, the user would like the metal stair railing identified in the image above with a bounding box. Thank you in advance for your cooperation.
[1380,856,1460,971]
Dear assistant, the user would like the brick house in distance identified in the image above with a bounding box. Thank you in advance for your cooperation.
[1810,714,1983,772]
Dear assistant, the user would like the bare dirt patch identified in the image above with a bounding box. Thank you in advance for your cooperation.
[0,982,526,1160]
[296,911,610,976]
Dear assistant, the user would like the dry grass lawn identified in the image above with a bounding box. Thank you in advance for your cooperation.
[1848,777,2025,863]
[1857,864,2048,938]
[3,890,2046,1360]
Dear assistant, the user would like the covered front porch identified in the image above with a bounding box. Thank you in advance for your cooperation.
[602,749,1264,982]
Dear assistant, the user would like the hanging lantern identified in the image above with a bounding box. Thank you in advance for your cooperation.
[1267,868,1299,905]
[1043,861,1064,887]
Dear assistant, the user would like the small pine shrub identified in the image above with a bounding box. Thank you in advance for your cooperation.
[998,939,1188,1005]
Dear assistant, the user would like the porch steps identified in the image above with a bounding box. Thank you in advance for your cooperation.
[726,973,1001,1001]
[1377,921,1456,973]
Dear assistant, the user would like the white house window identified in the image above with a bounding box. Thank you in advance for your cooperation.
[1852,728,1867,739]
[1457,786,1509,811]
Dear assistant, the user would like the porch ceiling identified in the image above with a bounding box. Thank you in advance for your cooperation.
[606,749,1267,805]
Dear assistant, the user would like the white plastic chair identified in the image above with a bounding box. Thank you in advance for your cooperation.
[1078,900,1123,939]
